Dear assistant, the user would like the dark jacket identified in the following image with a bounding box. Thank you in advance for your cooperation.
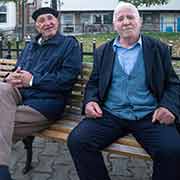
[83,35,180,123]
[16,33,82,120]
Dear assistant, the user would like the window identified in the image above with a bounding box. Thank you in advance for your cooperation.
[160,15,175,32]
[80,14,91,24]
[0,5,7,23]
[0,5,6,12]
[103,14,113,24]
[93,14,101,24]
[92,14,113,24]
[63,14,73,25]
[143,13,153,24]
[62,14,74,33]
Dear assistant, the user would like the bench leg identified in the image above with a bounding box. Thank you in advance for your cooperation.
[22,136,34,174]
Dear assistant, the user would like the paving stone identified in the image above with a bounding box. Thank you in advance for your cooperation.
[34,155,55,173]
[31,149,42,164]
[40,141,60,156]
[128,158,152,179]
[11,162,32,180]
[111,175,132,180]
[11,139,152,180]
[51,164,78,180]
[54,150,73,165]
[109,157,132,177]
[10,142,26,170]
[33,137,46,148]
[30,173,51,180]
[67,168,80,180]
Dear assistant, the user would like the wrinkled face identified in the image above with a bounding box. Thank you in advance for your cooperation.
[35,13,59,39]
[113,7,141,39]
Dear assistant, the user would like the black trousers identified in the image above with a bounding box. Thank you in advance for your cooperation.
[0,166,12,180]
[68,110,180,180]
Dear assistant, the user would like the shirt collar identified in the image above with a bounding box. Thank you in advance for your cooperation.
[113,35,142,50]
[33,32,64,46]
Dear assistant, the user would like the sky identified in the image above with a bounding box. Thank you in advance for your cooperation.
[59,0,118,11]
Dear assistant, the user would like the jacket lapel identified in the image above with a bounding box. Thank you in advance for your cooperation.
[100,41,115,99]
[142,35,155,88]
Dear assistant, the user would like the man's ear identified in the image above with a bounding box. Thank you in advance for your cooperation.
[35,22,40,32]
[113,21,117,32]
[140,17,143,27]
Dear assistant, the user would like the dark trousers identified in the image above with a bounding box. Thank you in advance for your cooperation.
[67,110,180,180]
[0,165,12,180]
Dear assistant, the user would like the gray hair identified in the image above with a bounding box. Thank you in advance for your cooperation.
[113,2,140,22]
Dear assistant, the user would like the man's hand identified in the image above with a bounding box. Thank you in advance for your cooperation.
[85,101,103,118]
[152,107,175,125]
[5,68,32,88]
[19,70,32,87]
[5,67,23,87]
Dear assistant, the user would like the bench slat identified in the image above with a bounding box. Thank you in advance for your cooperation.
[35,129,150,159]
[49,120,146,148]
[105,143,150,160]
[0,59,16,65]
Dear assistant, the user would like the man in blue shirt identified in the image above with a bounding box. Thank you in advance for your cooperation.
[68,2,180,180]
[0,7,81,180]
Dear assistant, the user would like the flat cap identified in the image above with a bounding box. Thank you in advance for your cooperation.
[32,7,59,21]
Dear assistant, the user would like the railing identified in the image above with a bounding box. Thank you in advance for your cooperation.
[0,37,96,61]
[0,37,180,62]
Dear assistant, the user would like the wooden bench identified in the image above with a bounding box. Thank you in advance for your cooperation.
[0,59,179,174]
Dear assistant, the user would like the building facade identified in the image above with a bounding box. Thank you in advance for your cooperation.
[0,2,16,32]
[1,0,180,36]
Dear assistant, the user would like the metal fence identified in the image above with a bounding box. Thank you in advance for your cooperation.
[2,22,180,44]
[0,37,180,62]
[0,37,96,60]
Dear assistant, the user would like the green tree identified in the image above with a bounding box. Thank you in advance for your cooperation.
[119,0,168,7]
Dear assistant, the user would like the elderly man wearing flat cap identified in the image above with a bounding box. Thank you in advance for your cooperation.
[0,7,81,179]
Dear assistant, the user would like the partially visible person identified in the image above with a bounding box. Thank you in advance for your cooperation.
[67,2,180,180]
[0,7,81,180]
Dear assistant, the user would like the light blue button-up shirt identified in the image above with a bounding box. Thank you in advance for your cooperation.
[113,36,142,75]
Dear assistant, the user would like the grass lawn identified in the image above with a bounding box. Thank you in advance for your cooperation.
[4,32,180,66]
[75,32,180,64]
[76,32,180,51]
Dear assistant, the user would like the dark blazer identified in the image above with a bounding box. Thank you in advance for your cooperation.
[83,35,180,123]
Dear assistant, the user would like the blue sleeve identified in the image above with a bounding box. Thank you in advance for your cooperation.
[15,43,32,69]
[32,37,82,93]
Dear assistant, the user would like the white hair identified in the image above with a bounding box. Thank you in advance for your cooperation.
[113,2,140,22]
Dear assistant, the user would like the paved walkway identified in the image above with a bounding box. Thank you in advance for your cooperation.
[10,137,152,180]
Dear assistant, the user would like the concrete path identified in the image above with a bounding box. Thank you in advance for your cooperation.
[10,137,152,180]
